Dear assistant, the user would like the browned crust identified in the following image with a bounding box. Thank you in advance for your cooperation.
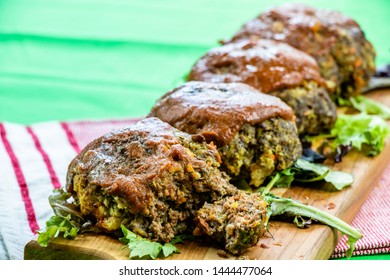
[148,81,295,146]
[228,3,376,94]
[188,39,329,93]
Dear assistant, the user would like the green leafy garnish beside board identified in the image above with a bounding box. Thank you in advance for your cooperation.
[309,112,390,162]
[333,114,389,156]
[37,214,79,247]
[258,159,354,195]
[120,225,180,259]
[264,194,362,258]
[318,94,390,162]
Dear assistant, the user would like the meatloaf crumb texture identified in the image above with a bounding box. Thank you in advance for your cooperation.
[220,117,301,187]
[195,191,268,255]
[65,117,237,243]
[270,81,336,135]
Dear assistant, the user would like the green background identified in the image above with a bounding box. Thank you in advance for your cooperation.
[0,0,389,260]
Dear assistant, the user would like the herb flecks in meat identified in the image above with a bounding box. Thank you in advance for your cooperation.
[195,192,361,258]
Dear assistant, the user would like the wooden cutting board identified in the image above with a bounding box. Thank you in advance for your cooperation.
[24,89,390,260]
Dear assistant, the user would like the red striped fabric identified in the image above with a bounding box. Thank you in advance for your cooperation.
[26,127,61,189]
[64,118,141,150]
[331,164,390,258]
[0,124,39,234]
[60,122,81,153]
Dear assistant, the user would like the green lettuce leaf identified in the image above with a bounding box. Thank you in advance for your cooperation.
[350,96,390,119]
[162,243,180,258]
[261,159,354,195]
[331,113,390,156]
[37,188,84,247]
[265,194,362,258]
[120,225,180,259]
[294,159,354,190]
[37,214,79,247]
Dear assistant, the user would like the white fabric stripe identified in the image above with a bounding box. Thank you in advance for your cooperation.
[0,229,10,259]
[31,122,77,187]
[0,129,32,260]
[3,123,54,232]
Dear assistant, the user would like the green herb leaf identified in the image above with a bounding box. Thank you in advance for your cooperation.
[336,96,352,107]
[170,234,198,244]
[48,188,85,225]
[265,194,362,258]
[323,171,354,190]
[294,158,328,175]
[330,113,390,156]
[37,188,86,247]
[267,159,354,192]
[120,225,138,242]
[295,159,354,190]
[273,168,296,187]
[346,236,360,258]
[350,96,390,120]
[130,240,162,259]
[120,225,180,259]
[37,214,79,247]
[162,243,180,257]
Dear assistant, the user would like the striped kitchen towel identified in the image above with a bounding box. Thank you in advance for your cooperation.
[0,119,389,260]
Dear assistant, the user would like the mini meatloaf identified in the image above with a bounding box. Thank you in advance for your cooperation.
[65,117,237,243]
[228,3,376,97]
[195,191,268,255]
[188,39,337,135]
[148,81,302,187]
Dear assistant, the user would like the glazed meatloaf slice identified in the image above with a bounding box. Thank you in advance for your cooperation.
[65,117,237,243]
[194,191,268,255]
[188,39,337,135]
[228,3,376,98]
[148,81,302,187]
